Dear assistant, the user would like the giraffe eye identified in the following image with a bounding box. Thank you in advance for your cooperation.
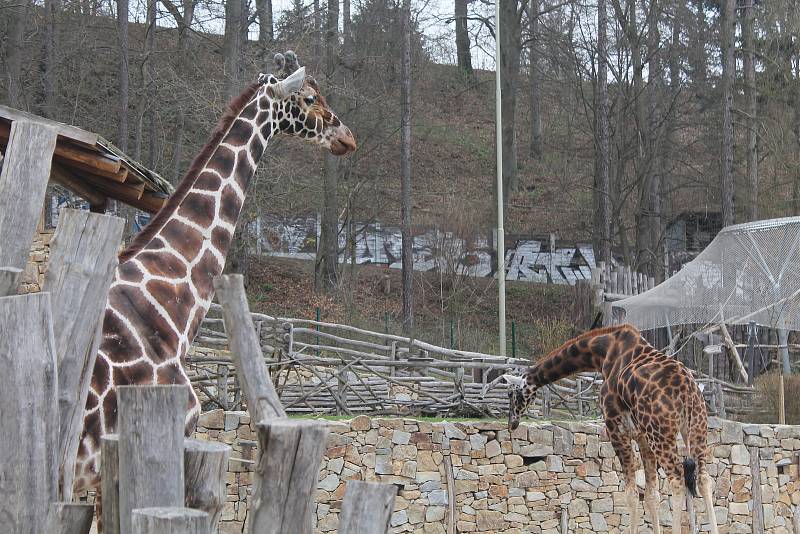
[304,96,316,105]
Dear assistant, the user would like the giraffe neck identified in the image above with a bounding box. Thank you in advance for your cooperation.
[526,325,634,386]
[118,84,276,345]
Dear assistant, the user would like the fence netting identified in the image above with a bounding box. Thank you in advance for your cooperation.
[615,216,800,331]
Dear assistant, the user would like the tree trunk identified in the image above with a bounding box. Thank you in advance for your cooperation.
[721,0,736,226]
[528,0,542,159]
[6,2,27,109]
[146,0,157,169]
[170,0,196,183]
[455,0,474,80]
[315,0,341,292]
[224,0,243,99]
[400,0,413,336]
[116,0,129,152]
[742,0,758,221]
[499,0,521,196]
[594,0,611,264]
[43,0,58,119]
[256,0,274,58]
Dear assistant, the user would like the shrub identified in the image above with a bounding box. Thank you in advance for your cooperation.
[754,373,800,425]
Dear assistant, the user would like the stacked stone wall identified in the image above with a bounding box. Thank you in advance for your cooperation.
[195,411,800,534]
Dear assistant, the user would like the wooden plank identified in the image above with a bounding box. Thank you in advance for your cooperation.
[118,386,187,534]
[45,503,93,534]
[50,164,108,209]
[184,439,230,533]
[82,172,144,200]
[101,435,122,534]
[131,508,209,534]
[0,292,59,534]
[443,455,457,534]
[248,420,330,534]
[750,445,764,534]
[338,481,398,534]
[0,121,58,295]
[43,208,124,500]
[213,275,286,422]
[0,105,98,146]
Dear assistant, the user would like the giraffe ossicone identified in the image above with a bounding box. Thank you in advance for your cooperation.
[505,324,719,534]
[73,53,355,496]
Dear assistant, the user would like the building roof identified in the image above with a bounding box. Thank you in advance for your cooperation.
[0,105,173,213]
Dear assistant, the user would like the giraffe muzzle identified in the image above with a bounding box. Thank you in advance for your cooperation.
[330,126,357,155]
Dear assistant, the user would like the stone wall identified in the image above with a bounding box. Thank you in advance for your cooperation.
[195,412,800,534]
[18,221,52,294]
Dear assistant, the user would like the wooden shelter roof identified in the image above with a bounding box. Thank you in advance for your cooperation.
[0,105,173,214]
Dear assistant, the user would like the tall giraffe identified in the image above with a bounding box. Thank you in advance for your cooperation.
[73,55,356,493]
[503,324,719,534]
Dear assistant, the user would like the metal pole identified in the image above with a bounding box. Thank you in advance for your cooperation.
[747,321,756,386]
[511,321,516,359]
[495,0,506,357]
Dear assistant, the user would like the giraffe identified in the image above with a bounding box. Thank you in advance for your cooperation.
[72,53,356,495]
[502,324,719,534]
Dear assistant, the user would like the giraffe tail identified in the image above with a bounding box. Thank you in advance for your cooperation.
[683,457,698,498]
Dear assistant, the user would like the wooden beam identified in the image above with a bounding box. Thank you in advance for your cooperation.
[118,386,187,534]
[184,439,230,533]
[102,435,122,534]
[0,121,58,295]
[0,105,98,147]
[82,172,145,201]
[45,503,94,534]
[338,481,398,534]
[248,420,330,534]
[132,192,167,214]
[131,508,209,534]
[0,292,59,534]
[50,164,108,209]
[43,209,124,500]
[213,274,287,422]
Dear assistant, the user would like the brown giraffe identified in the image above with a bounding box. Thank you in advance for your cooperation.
[72,53,356,494]
[503,324,719,534]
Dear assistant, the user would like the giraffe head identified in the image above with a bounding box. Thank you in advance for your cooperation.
[258,51,356,156]
[502,373,537,431]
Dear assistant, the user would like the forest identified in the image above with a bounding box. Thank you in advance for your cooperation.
[1,0,798,346]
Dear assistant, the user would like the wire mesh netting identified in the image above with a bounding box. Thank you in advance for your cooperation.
[615,216,800,331]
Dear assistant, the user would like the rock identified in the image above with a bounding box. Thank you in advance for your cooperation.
[351,415,371,431]
[730,445,750,465]
[519,444,554,456]
[568,499,589,515]
[504,455,523,468]
[515,472,539,488]
[455,468,479,480]
[390,510,408,527]
[470,433,488,450]
[318,474,340,492]
[393,430,412,445]
[591,497,614,513]
[545,455,563,472]
[328,457,344,474]
[444,423,467,440]
[198,409,225,430]
[485,440,502,458]
[476,510,507,531]
[426,506,446,522]
[428,490,448,505]
[570,479,595,492]
[590,513,609,531]
[722,420,743,444]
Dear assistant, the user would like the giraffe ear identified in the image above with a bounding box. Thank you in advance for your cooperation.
[501,374,526,388]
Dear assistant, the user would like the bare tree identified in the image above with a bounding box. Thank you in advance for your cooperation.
[499,0,523,195]
[528,0,542,159]
[5,2,27,109]
[256,0,274,56]
[401,0,414,335]
[224,0,243,99]
[116,0,130,152]
[43,0,58,119]
[594,0,610,263]
[742,0,758,220]
[455,0,474,80]
[721,0,736,226]
[146,0,157,169]
[316,0,342,292]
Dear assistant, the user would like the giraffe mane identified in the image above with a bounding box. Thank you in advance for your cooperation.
[535,323,638,363]
[119,82,261,263]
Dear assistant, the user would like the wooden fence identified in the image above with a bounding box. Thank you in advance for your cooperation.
[0,119,398,533]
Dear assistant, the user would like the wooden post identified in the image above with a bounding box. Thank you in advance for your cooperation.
[338,481,398,534]
[44,208,124,499]
[750,445,764,534]
[45,503,94,534]
[102,435,122,534]
[184,439,231,533]
[560,505,569,534]
[131,508,209,534]
[543,386,552,418]
[443,455,457,534]
[576,377,584,416]
[216,364,229,410]
[118,386,187,534]
[0,292,59,534]
[248,420,330,534]
[213,275,286,422]
[0,121,58,295]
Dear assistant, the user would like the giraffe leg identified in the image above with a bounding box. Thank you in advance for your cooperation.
[607,429,640,534]
[698,469,719,534]
[636,436,662,534]
[669,476,684,534]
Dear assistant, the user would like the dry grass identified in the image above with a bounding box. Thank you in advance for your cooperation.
[753,373,800,425]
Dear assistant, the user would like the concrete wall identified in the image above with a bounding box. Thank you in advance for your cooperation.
[195,411,800,534]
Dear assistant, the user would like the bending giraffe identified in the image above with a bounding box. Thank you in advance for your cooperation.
[72,53,356,494]
[503,324,719,534]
